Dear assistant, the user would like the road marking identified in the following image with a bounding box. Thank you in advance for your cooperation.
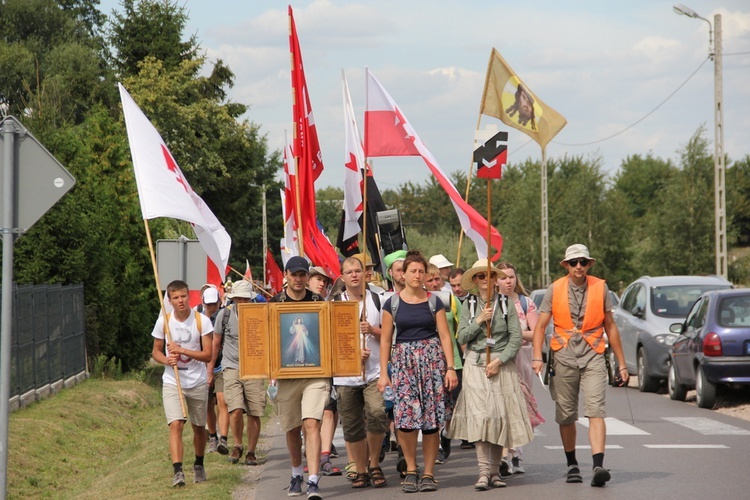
[643,444,730,449]
[545,445,623,450]
[576,417,650,435]
[662,417,750,435]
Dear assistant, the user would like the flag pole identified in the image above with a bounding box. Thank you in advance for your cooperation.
[485,179,493,366]
[262,185,268,286]
[227,266,273,297]
[144,218,187,418]
[361,161,369,381]
[456,113,484,267]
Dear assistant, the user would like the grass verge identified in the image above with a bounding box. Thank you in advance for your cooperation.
[8,366,264,499]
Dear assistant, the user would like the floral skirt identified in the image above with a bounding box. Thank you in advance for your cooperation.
[392,336,452,430]
[448,351,534,448]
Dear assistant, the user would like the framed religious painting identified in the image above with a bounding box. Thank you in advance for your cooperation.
[269,302,331,379]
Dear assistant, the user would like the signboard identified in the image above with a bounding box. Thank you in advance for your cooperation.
[0,116,76,232]
[156,238,207,290]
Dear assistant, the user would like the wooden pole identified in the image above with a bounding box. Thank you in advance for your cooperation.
[361,162,369,381]
[144,219,187,418]
[228,266,273,297]
[456,114,484,266]
[293,157,305,257]
[485,180,492,365]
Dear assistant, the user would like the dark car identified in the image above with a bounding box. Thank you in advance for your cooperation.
[668,289,750,408]
[614,276,733,392]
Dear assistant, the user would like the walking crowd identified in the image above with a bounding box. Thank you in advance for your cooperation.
[150,243,628,498]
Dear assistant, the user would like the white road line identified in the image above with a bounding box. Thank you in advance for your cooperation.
[643,444,730,449]
[662,417,750,435]
[576,417,650,435]
[545,445,623,450]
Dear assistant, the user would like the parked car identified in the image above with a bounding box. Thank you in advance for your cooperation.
[614,275,733,392]
[668,289,750,408]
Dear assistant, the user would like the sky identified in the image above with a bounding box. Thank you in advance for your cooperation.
[100,0,750,191]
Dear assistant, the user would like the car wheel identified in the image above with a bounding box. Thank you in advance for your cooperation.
[667,361,687,401]
[637,347,659,393]
[695,365,717,409]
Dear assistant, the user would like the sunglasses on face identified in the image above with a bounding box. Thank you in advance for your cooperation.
[567,258,590,267]
[475,272,498,280]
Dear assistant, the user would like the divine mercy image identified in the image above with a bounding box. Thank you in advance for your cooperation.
[280,312,321,368]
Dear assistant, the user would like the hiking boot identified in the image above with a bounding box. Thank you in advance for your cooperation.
[172,470,185,487]
[245,451,259,466]
[499,457,512,477]
[193,464,206,483]
[217,436,229,455]
[306,479,322,499]
[591,466,611,487]
[288,475,304,497]
[207,435,218,453]
[228,444,243,464]
[566,465,583,483]
[512,456,525,474]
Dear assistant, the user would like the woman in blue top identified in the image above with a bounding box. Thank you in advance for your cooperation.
[378,250,458,493]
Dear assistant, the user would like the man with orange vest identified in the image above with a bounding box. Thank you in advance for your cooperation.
[531,244,628,488]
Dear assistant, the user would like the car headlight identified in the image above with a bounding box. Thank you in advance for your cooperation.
[654,334,678,346]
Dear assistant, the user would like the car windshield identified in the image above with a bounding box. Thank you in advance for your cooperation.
[718,295,750,327]
[651,284,731,318]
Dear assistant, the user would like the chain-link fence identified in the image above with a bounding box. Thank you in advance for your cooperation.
[7,283,87,410]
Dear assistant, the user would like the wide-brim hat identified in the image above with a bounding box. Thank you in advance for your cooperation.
[559,244,597,267]
[460,259,506,293]
[429,254,454,269]
[309,266,332,282]
[227,279,256,299]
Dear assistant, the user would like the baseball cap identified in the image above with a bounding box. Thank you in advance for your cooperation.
[285,256,310,274]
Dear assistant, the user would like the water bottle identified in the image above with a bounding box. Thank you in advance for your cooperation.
[267,381,278,401]
[383,385,394,402]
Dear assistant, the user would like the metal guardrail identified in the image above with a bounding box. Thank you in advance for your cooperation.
[6,283,87,410]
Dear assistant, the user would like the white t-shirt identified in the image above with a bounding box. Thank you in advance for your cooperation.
[334,290,382,386]
[152,311,213,389]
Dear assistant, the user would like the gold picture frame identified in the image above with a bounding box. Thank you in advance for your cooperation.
[270,302,331,379]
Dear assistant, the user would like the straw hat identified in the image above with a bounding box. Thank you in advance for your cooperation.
[460,259,506,293]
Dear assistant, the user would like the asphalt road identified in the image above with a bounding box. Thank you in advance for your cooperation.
[255,377,750,499]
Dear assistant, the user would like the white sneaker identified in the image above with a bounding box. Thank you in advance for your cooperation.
[499,457,513,477]
[512,456,525,474]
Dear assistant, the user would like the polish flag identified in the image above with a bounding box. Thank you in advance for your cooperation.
[341,71,364,243]
[119,83,231,279]
[363,70,502,260]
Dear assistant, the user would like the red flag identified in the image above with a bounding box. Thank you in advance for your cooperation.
[288,6,341,278]
[364,70,503,261]
[244,259,253,282]
[265,248,284,294]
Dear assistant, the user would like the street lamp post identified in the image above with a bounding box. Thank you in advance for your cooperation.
[673,4,727,279]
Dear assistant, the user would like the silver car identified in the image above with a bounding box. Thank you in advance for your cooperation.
[614,275,732,392]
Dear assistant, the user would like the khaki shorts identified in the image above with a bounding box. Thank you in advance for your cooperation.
[213,370,224,393]
[337,381,388,442]
[275,378,330,432]
[223,368,266,416]
[163,383,208,427]
[550,354,607,425]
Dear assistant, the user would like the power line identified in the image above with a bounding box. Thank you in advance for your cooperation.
[553,57,710,147]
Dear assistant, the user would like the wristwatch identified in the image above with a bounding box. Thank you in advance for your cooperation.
[446,366,456,371]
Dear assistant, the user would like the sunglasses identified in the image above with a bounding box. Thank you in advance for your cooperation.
[567,258,591,267]
[475,272,498,280]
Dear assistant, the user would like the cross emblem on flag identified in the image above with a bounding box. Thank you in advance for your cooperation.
[474,130,508,179]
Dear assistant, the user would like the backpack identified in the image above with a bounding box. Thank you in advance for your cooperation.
[389,292,438,348]
[214,305,234,367]
[465,293,508,330]
[164,311,203,336]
